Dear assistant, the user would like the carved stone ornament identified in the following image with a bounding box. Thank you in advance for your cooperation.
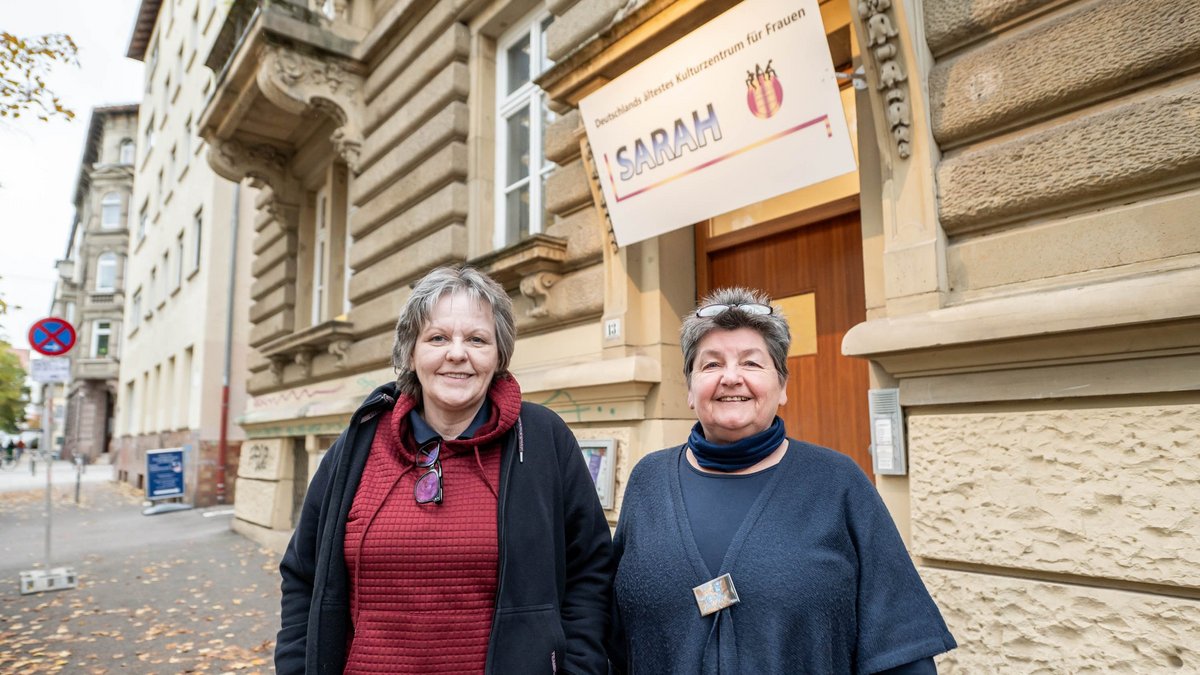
[209,137,288,185]
[865,13,898,46]
[294,348,315,377]
[857,0,911,159]
[579,137,621,253]
[328,338,352,367]
[208,139,302,229]
[520,271,561,319]
[258,44,366,173]
[269,355,288,384]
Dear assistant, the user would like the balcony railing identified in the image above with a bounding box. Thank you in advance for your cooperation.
[205,0,359,81]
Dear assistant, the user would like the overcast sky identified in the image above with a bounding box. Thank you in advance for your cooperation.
[0,0,144,350]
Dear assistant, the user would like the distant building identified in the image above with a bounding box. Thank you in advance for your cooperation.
[50,104,139,463]
[112,0,256,505]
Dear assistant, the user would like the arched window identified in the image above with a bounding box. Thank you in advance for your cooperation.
[119,139,136,165]
[101,192,123,229]
[95,253,118,292]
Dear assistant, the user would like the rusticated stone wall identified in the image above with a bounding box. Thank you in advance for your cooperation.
[909,405,1200,588]
[851,0,1200,667]
[923,568,1199,672]
[922,0,1200,298]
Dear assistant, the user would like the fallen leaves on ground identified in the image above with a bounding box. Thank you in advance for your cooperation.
[0,483,280,674]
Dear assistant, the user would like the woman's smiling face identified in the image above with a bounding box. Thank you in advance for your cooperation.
[411,292,499,419]
[687,327,787,445]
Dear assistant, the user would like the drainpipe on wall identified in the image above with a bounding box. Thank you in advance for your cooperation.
[217,182,240,504]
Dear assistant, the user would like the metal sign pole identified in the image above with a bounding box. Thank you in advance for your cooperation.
[20,350,78,595]
[44,386,53,570]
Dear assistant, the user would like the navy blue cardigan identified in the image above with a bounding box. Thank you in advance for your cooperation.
[610,440,955,674]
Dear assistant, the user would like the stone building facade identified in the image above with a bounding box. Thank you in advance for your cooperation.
[50,105,140,463]
[200,0,1199,668]
[840,0,1200,669]
[112,0,256,506]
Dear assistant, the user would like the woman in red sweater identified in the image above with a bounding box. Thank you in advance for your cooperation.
[277,266,613,674]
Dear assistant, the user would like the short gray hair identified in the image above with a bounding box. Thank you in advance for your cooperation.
[391,266,516,398]
[680,287,790,387]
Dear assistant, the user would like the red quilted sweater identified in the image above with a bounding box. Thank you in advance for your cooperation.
[343,377,522,674]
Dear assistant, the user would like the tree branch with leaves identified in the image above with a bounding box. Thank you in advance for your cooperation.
[0,341,29,434]
[1,31,79,122]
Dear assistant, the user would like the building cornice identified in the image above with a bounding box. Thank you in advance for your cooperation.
[126,0,163,60]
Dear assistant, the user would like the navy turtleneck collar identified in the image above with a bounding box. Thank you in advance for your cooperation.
[687,416,786,471]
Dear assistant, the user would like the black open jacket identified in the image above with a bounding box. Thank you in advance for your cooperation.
[275,382,614,674]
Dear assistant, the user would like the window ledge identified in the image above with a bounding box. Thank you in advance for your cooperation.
[187,267,200,281]
[170,285,182,297]
[471,233,569,290]
[470,234,570,319]
[260,319,356,382]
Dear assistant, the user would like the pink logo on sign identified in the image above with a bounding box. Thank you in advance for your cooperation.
[746,60,783,119]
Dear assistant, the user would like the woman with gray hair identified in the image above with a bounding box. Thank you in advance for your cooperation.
[609,287,955,674]
[276,266,613,675]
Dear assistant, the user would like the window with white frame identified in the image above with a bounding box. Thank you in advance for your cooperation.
[190,8,199,55]
[145,115,156,152]
[95,252,118,292]
[175,232,184,289]
[311,186,330,324]
[182,117,192,167]
[160,250,169,302]
[100,192,123,229]
[92,321,112,358]
[146,43,158,93]
[192,209,203,272]
[138,202,148,241]
[119,139,136,164]
[494,10,555,249]
[131,288,142,328]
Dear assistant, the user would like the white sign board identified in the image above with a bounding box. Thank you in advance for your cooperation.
[579,0,856,247]
[30,358,70,383]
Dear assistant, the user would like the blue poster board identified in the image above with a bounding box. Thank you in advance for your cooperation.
[146,448,185,501]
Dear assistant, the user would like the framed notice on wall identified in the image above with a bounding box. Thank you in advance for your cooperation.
[580,439,616,510]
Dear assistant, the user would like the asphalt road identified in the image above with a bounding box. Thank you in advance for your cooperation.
[0,477,282,674]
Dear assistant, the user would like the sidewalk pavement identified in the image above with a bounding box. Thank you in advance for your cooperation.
[0,479,281,674]
[0,455,114,495]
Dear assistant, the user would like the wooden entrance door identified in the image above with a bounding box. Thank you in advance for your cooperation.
[696,203,872,477]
